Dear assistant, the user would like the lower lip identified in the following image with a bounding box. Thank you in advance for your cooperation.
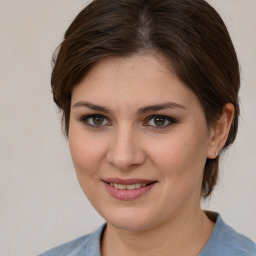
[103,182,156,200]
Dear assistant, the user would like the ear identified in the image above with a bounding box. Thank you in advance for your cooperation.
[207,103,235,159]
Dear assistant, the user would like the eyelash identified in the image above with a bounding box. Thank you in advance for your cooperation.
[79,114,111,128]
[79,114,177,129]
[144,115,177,129]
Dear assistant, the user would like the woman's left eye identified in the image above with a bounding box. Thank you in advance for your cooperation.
[145,115,176,128]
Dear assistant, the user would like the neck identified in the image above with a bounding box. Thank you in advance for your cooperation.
[101,208,214,256]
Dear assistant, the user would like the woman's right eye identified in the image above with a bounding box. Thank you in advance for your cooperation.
[80,115,110,127]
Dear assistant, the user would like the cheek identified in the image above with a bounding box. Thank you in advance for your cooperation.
[147,131,207,181]
[68,128,106,179]
[68,131,109,206]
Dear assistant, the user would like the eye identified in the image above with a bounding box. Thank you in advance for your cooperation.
[145,115,176,128]
[80,114,110,127]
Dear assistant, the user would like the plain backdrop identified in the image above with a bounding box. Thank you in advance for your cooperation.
[0,0,255,255]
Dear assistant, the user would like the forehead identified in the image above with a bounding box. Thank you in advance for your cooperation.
[91,53,173,77]
[71,53,201,113]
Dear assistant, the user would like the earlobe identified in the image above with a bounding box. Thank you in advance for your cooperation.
[207,103,235,159]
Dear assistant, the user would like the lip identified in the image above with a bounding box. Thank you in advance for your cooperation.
[102,178,156,185]
[102,178,157,200]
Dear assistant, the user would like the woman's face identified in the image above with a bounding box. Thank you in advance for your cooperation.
[69,54,214,231]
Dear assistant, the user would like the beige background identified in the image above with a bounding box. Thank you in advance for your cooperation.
[0,0,255,255]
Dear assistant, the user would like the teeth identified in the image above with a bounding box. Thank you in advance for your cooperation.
[127,184,136,190]
[109,183,147,190]
[118,184,126,189]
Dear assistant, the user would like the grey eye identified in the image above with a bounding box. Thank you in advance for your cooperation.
[146,115,175,128]
[83,115,109,126]
[92,116,105,125]
[152,116,167,126]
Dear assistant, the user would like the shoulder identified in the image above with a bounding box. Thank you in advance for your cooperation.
[39,224,105,256]
[39,234,91,256]
[200,212,256,256]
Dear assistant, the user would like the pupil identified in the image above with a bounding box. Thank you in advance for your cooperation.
[93,116,103,125]
[154,117,165,126]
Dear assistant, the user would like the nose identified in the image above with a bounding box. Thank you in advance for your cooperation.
[106,126,146,170]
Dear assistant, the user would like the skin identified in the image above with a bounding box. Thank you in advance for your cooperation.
[68,53,234,256]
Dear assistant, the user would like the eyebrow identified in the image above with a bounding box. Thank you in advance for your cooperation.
[137,102,186,114]
[72,101,186,114]
[73,101,112,114]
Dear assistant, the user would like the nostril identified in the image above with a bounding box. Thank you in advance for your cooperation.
[106,144,146,170]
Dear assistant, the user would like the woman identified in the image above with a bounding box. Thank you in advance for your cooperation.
[40,0,256,255]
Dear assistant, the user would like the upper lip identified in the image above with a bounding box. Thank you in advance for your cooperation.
[102,178,157,185]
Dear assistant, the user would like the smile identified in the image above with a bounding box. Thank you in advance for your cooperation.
[102,178,157,200]
[109,183,147,190]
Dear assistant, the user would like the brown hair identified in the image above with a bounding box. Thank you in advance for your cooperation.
[51,0,240,198]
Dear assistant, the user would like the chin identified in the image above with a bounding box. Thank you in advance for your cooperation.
[101,208,158,231]
[109,218,153,231]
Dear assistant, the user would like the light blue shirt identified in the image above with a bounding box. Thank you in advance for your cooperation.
[39,213,256,256]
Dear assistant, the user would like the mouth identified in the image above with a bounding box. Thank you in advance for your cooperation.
[101,178,157,200]
[108,183,147,190]
[104,181,156,190]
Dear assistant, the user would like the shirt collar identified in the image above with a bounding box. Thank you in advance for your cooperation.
[83,224,106,256]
